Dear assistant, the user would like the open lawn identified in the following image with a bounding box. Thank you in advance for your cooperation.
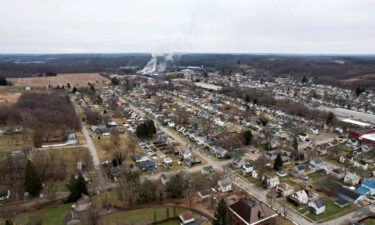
[306,200,354,222]
[0,203,72,225]
[103,207,200,225]
[0,133,34,150]
[362,218,375,225]
[307,172,325,181]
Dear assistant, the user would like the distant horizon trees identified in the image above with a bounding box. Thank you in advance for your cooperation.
[0,76,8,85]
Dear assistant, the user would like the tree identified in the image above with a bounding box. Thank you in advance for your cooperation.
[111,77,120,85]
[136,120,156,138]
[293,136,298,151]
[301,76,308,83]
[213,199,231,225]
[273,153,283,171]
[24,160,42,197]
[72,87,78,93]
[355,87,365,96]
[5,220,13,225]
[66,173,88,202]
[113,150,126,166]
[242,130,253,145]
[264,141,272,151]
[138,179,157,203]
[0,76,8,85]
[165,174,185,199]
[326,112,335,125]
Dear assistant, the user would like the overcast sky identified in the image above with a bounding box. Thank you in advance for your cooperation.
[0,0,374,54]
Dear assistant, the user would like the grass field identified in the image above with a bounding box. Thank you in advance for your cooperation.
[103,207,200,225]
[0,203,73,225]
[362,218,375,225]
[306,200,354,222]
[9,73,109,87]
[307,172,324,180]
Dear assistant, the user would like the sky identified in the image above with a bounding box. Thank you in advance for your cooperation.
[0,0,374,54]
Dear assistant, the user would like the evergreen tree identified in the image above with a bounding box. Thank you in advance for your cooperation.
[136,120,156,138]
[242,130,253,145]
[326,112,335,125]
[355,87,365,96]
[0,76,8,85]
[24,160,42,197]
[5,220,13,225]
[264,141,272,151]
[213,199,231,225]
[273,153,283,171]
[72,87,78,93]
[111,77,120,85]
[66,173,88,202]
[67,83,71,88]
[301,76,308,83]
[293,136,298,151]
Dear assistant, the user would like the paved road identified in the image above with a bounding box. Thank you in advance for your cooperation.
[320,106,375,124]
[81,124,110,188]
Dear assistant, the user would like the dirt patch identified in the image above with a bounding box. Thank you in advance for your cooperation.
[8,73,109,87]
[0,92,21,104]
[343,73,375,83]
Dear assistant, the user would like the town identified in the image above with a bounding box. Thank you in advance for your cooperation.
[0,54,375,225]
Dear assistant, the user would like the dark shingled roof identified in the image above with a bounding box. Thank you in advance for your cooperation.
[229,197,277,224]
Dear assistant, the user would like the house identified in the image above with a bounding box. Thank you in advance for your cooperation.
[201,165,214,175]
[72,195,92,212]
[218,178,232,192]
[66,131,78,145]
[309,158,323,170]
[355,179,375,196]
[265,152,277,161]
[210,146,228,158]
[308,198,326,215]
[232,157,246,169]
[325,180,363,204]
[142,160,156,172]
[265,176,280,189]
[179,212,195,225]
[293,165,305,175]
[276,183,294,197]
[197,190,211,199]
[344,172,361,185]
[242,163,254,174]
[160,173,170,186]
[0,188,10,201]
[331,168,345,179]
[229,197,277,225]
[291,190,308,204]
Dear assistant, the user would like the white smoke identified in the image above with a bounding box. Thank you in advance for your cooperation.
[139,53,174,75]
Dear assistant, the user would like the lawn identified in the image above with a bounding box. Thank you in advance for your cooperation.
[1,203,73,225]
[0,133,34,150]
[103,207,200,225]
[307,172,324,181]
[306,200,354,222]
[362,218,375,225]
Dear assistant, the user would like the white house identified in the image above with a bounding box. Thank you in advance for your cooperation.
[308,198,326,215]
[344,172,361,186]
[291,190,308,204]
[242,163,254,174]
[218,178,232,192]
[266,176,280,189]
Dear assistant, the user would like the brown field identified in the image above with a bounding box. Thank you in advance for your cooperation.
[8,73,109,87]
[0,92,21,104]
[343,73,375,83]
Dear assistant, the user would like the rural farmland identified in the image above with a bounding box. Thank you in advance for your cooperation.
[8,73,109,87]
